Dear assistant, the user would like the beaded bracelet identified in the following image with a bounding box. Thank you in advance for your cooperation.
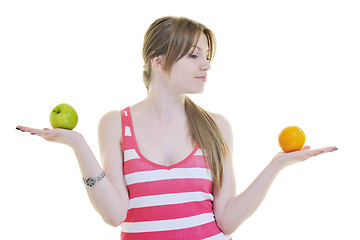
[83,171,105,187]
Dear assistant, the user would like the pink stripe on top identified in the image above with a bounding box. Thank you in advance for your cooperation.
[120,107,232,240]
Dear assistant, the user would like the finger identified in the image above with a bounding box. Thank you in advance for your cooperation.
[322,146,338,153]
[307,146,338,157]
[16,125,39,134]
[16,126,52,136]
[302,145,311,151]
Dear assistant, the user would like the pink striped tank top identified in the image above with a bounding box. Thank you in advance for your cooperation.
[120,107,232,240]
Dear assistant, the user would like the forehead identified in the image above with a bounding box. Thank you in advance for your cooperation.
[194,33,209,52]
[190,33,209,54]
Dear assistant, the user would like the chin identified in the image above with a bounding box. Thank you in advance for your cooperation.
[187,87,205,94]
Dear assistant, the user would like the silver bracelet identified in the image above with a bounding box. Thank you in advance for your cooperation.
[83,171,105,187]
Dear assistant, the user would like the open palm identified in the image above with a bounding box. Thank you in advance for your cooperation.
[273,145,338,169]
[16,125,83,147]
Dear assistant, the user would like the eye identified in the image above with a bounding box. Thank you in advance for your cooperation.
[188,54,199,59]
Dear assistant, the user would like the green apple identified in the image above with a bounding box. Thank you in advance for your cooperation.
[50,103,78,130]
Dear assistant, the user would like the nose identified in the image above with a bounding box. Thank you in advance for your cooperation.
[201,58,211,71]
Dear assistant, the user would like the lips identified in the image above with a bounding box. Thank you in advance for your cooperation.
[196,75,207,82]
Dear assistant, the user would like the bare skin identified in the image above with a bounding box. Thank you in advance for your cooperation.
[16,32,338,234]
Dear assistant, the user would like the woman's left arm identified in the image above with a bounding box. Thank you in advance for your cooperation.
[212,114,338,235]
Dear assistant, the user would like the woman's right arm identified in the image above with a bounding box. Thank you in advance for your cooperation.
[16,110,129,227]
[95,110,129,226]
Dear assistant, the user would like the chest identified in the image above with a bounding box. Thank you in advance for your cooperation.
[131,117,195,167]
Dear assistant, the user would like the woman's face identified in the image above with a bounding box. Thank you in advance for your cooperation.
[168,33,211,94]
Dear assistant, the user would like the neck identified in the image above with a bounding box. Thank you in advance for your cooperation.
[142,82,186,123]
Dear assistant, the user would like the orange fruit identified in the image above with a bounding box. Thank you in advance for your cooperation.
[278,126,306,153]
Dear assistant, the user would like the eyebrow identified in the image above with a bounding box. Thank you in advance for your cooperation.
[193,46,210,53]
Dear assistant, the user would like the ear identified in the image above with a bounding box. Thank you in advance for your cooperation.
[151,55,165,72]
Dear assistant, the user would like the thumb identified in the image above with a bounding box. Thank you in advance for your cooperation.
[302,145,311,151]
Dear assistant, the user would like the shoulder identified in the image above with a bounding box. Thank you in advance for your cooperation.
[211,112,233,150]
[99,110,122,124]
[98,110,122,141]
[211,113,232,135]
[99,110,122,129]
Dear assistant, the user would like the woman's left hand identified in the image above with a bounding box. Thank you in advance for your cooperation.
[272,145,338,169]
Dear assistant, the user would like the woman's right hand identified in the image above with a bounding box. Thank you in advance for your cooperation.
[16,125,84,148]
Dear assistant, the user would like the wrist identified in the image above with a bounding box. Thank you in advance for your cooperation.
[68,132,85,149]
[270,156,286,172]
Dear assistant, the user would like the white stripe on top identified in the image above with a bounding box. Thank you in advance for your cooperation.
[202,233,232,240]
[124,126,131,136]
[125,168,212,185]
[124,149,140,162]
[124,147,202,162]
[121,212,215,233]
[128,191,214,209]
[194,148,203,156]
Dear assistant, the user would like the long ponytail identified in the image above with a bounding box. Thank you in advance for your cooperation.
[185,96,229,193]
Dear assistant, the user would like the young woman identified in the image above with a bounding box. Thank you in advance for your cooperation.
[16,16,337,239]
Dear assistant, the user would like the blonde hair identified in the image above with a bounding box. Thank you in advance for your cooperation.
[142,16,229,193]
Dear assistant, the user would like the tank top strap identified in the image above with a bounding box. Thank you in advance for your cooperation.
[121,107,136,150]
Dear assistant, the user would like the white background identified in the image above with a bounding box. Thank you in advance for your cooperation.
[1,0,359,239]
